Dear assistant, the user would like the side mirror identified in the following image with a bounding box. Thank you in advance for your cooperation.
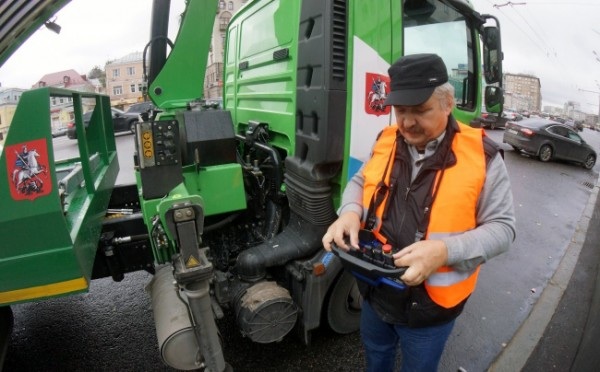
[482,23,503,84]
[485,86,504,114]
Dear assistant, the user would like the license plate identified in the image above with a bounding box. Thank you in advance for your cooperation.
[507,129,518,135]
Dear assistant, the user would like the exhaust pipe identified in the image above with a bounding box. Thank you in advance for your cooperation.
[147,266,201,371]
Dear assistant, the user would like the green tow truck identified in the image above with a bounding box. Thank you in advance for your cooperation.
[0,0,504,370]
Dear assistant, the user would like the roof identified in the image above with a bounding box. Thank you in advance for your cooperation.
[108,52,143,65]
[33,69,88,88]
[0,87,26,94]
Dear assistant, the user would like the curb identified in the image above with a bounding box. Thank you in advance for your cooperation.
[488,177,600,372]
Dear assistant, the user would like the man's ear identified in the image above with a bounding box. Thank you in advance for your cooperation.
[445,96,454,115]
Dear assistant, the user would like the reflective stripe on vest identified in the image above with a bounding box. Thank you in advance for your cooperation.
[362,123,487,308]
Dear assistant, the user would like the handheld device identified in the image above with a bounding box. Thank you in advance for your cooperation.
[330,230,407,290]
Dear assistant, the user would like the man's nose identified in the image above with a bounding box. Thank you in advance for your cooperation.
[401,112,417,127]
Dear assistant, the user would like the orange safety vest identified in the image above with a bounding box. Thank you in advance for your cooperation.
[361,123,486,308]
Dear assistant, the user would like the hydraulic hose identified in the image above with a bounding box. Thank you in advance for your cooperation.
[235,211,327,281]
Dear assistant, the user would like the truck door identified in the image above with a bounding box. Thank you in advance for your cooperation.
[402,0,480,119]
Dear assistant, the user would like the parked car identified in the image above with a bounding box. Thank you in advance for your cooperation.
[67,109,140,139]
[503,118,596,169]
[126,101,155,115]
[479,110,522,130]
[51,126,67,138]
[67,112,92,139]
[503,110,522,121]
[565,119,584,132]
[110,108,140,134]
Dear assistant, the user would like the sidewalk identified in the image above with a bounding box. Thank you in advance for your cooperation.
[489,180,600,371]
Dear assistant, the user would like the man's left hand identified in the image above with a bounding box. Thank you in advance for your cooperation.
[393,240,448,286]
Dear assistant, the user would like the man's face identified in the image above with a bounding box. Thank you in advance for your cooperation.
[393,93,452,150]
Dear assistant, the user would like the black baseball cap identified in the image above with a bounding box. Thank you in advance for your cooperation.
[383,53,448,106]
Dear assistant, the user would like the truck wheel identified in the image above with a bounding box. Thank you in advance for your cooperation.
[0,306,14,366]
[326,271,362,334]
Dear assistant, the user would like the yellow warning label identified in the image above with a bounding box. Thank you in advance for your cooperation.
[186,255,200,268]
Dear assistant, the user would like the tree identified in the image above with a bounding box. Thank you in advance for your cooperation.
[87,66,106,87]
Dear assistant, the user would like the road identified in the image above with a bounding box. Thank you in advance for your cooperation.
[3,127,600,372]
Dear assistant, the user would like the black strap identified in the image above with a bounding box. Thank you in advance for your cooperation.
[415,146,451,242]
[365,134,398,231]
[365,130,453,241]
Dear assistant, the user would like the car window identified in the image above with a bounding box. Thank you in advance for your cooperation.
[567,131,582,143]
[547,125,568,137]
[126,102,154,113]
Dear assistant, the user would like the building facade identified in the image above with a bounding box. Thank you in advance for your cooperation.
[503,73,542,112]
[0,87,26,142]
[563,101,584,121]
[105,52,146,109]
[34,69,96,129]
[204,0,248,100]
[1,70,97,140]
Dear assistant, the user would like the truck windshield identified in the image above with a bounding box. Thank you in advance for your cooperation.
[403,0,476,110]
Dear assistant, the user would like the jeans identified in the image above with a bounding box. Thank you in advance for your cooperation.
[360,300,456,372]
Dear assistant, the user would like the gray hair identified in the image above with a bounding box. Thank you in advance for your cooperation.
[432,82,455,110]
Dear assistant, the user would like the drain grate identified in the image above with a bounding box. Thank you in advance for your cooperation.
[582,181,595,189]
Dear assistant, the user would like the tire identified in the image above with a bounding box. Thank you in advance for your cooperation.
[538,144,553,162]
[511,145,520,152]
[583,154,596,170]
[325,271,362,334]
[0,306,14,364]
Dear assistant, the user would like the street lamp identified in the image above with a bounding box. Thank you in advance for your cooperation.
[44,19,61,34]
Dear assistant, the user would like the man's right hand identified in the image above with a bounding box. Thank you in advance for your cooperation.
[322,211,361,251]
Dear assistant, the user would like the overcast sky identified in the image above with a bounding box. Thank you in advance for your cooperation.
[477,0,600,114]
[0,0,184,89]
[0,0,599,115]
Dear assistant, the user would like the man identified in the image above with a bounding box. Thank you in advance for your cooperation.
[322,53,516,371]
[12,144,29,184]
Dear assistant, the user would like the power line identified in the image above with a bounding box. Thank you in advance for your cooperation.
[486,2,549,56]
[493,1,526,7]
[488,1,590,79]
[527,1,600,5]
[510,4,557,58]
[483,0,598,112]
